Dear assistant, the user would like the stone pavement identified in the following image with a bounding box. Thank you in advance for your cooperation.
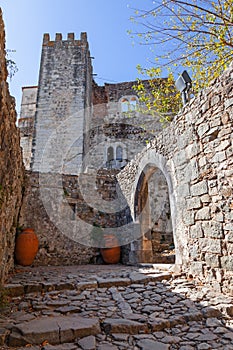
[0,264,233,349]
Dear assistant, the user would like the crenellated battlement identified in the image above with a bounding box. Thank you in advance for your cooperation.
[43,32,88,46]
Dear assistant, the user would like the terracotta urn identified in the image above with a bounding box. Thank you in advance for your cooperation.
[15,228,39,266]
[100,234,121,264]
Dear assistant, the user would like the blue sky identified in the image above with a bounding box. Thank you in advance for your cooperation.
[1,0,155,114]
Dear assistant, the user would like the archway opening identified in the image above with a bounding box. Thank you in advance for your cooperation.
[134,164,175,264]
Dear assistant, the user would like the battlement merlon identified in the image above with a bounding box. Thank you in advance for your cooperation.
[43,32,88,46]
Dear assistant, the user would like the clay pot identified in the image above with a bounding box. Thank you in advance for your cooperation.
[100,234,121,264]
[15,228,39,266]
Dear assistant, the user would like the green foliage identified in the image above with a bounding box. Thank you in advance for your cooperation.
[133,65,182,122]
[129,0,233,110]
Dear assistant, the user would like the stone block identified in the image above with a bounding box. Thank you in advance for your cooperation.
[149,318,170,331]
[76,281,98,290]
[173,149,187,167]
[182,210,195,225]
[102,318,148,334]
[190,223,203,239]
[211,151,226,163]
[190,181,208,196]
[97,278,131,288]
[200,194,211,203]
[4,284,24,297]
[199,156,207,167]
[186,142,200,159]
[176,183,190,197]
[225,97,233,109]
[226,243,233,254]
[189,262,203,275]
[195,207,211,220]
[210,116,222,128]
[202,221,223,239]
[205,253,220,268]
[197,123,209,138]
[186,197,202,210]
[215,140,230,152]
[185,159,199,181]
[200,238,222,254]
[24,284,43,294]
[137,339,170,350]
[78,335,96,350]
[221,256,233,271]
[214,212,224,222]
[226,232,233,242]
[9,315,100,346]
[224,223,233,231]
[189,243,200,259]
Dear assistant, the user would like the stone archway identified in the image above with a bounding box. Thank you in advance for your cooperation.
[126,150,185,268]
[134,164,175,264]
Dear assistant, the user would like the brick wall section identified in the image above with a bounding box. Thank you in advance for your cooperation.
[117,63,233,294]
[0,10,24,283]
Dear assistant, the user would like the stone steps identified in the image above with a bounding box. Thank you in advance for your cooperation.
[6,308,222,348]
[8,315,100,347]
[1,265,233,349]
[4,271,172,297]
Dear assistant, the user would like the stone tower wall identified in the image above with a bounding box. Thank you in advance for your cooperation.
[31,33,93,174]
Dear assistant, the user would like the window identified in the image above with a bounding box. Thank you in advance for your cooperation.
[130,97,137,110]
[121,98,129,112]
[116,145,123,161]
[107,146,114,162]
[121,96,138,112]
[105,144,127,169]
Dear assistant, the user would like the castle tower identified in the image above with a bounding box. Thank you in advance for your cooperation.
[31,32,93,174]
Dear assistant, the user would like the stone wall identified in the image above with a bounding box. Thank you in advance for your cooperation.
[18,86,38,170]
[0,9,24,283]
[19,171,132,265]
[118,63,233,294]
[19,172,97,265]
[31,33,93,174]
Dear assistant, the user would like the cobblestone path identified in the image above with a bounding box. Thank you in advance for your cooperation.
[0,265,233,349]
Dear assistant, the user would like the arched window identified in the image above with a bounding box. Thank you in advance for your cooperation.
[107,146,114,162]
[121,98,129,112]
[116,145,123,161]
[130,96,137,110]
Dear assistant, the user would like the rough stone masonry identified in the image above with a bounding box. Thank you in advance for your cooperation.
[0,9,24,284]
[118,62,233,294]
